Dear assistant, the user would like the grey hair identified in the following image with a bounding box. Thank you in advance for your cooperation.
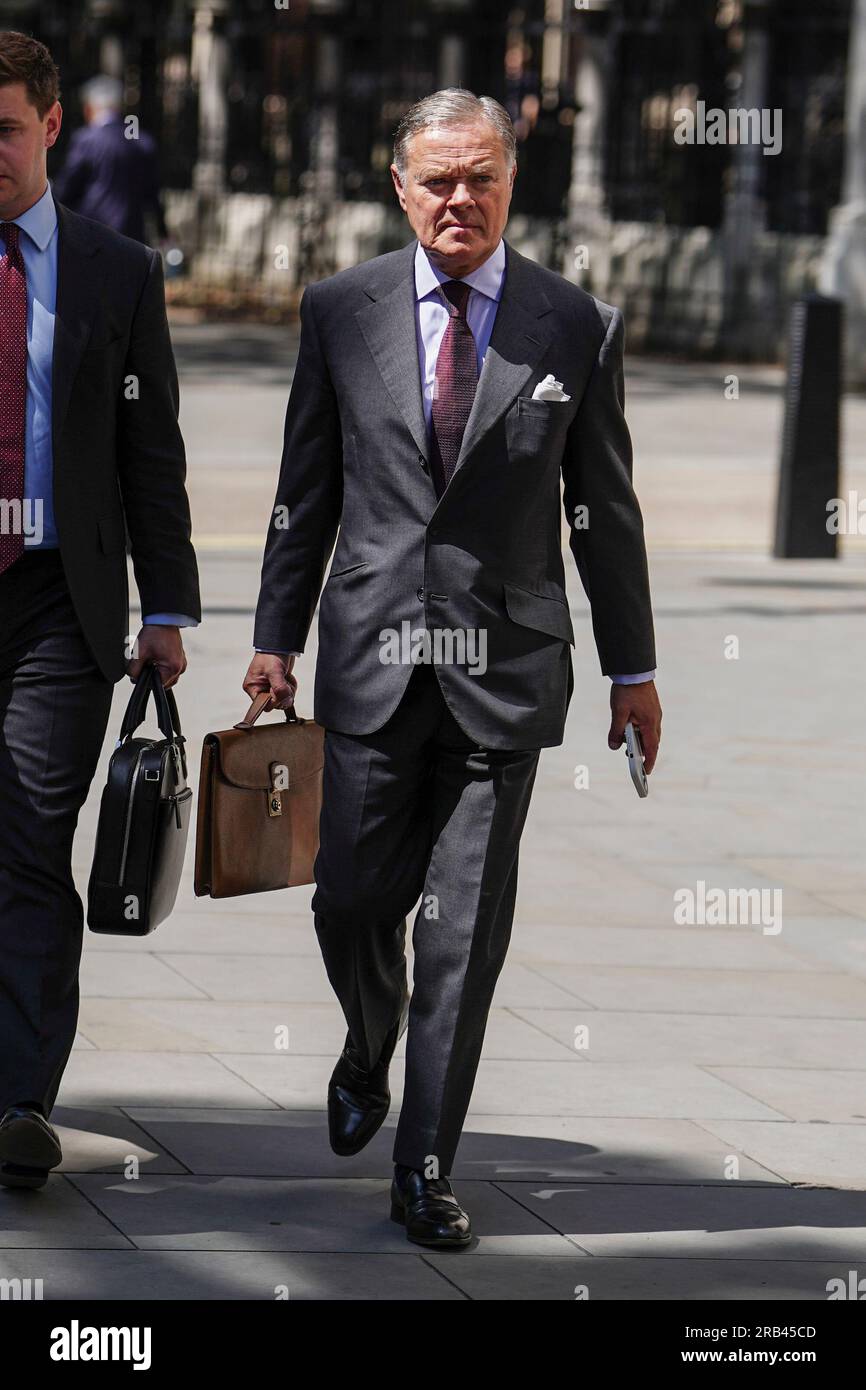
[393,88,516,177]
[81,75,123,111]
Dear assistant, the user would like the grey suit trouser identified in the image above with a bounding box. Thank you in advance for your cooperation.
[313,658,540,1175]
[0,549,114,1116]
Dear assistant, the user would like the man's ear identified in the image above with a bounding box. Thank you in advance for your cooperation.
[390,164,407,211]
[45,100,62,148]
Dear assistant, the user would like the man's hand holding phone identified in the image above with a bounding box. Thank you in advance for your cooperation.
[608,679,662,791]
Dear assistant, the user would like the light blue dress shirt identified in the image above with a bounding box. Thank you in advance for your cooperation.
[0,183,196,628]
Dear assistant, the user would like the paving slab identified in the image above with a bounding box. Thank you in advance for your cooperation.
[0,1179,131,1249]
[152,952,337,1003]
[50,1107,187,1175]
[509,924,817,971]
[58,1051,276,1109]
[695,1120,866,1189]
[0,1249,464,1299]
[511,1008,866,1068]
[461,1060,785,1119]
[421,1253,856,1300]
[65,1176,574,1256]
[708,1068,866,1124]
[494,1182,866,1261]
[454,1114,783,1185]
[79,951,208,999]
[533,966,866,1017]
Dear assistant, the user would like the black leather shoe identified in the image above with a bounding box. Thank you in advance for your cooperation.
[328,1001,409,1157]
[0,1162,49,1190]
[0,1104,62,1172]
[390,1165,472,1248]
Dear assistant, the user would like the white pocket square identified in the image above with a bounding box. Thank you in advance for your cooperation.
[532,374,571,402]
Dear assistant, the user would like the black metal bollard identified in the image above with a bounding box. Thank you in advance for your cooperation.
[773,294,843,559]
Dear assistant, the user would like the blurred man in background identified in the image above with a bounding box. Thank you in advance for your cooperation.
[51,73,167,245]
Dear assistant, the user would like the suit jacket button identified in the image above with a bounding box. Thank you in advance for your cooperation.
[417,587,424,601]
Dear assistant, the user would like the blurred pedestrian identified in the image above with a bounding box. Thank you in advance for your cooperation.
[51,74,167,245]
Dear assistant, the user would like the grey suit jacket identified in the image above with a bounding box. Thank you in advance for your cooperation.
[254,237,656,750]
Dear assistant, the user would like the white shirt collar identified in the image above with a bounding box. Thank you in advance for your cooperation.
[414,237,506,304]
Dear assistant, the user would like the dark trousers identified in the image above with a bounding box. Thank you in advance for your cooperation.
[313,659,540,1175]
[0,549,114,1116]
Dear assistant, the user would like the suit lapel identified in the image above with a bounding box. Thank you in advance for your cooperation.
[355,242,429,463]
[52,203,101,443]
[354,237,555,478]
[453,240,554,476]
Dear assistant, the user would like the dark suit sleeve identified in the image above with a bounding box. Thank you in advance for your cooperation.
[116,249,201,621]
[253,285,343,653]
[561,306,656,676]
[51,131,92,210]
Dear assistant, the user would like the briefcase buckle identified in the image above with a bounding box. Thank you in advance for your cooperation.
[268,787,282,817]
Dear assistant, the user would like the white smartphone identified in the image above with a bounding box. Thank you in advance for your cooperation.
[624,721,649,798]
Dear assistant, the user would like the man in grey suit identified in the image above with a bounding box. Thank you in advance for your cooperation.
[247,89,661,1247]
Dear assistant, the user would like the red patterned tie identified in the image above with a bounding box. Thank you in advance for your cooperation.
[429,279,478,498]
[0,221,27,575]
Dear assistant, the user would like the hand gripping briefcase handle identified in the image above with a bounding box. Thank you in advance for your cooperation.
[233,690,302,730]
[194,690,324,899]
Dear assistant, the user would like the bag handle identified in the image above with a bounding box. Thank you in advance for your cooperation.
[119,663,182,744]
[234,691,300,730]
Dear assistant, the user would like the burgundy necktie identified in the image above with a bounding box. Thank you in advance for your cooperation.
[0,222,27,575]
[429,279,478,498]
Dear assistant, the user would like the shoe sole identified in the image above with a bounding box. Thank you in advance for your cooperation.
[390,1199,472,1247]
[0,1166,49,1190]
[0,1116,62,1170]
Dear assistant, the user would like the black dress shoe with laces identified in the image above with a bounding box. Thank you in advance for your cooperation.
[390,1165,472,1248]
[328,1002,408,1157]
[0,1105,62,1189]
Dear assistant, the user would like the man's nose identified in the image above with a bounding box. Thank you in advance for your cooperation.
[449,183,473,205]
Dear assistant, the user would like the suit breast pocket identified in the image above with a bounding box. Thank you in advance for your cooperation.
[507,397,574,460]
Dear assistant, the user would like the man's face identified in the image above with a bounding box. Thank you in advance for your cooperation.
[0,81,61,220]
[391,119,516,276]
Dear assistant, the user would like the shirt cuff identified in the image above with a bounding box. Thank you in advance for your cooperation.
[142,614,200,628]
[610,670,656,684]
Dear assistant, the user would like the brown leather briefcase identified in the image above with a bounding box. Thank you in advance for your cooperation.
[194,693,325,898]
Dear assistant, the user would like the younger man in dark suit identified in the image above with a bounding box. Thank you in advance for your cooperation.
[0,32,199,1189]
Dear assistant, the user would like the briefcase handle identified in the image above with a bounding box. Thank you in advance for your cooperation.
[234,691,302,730]
[119,662,183,745]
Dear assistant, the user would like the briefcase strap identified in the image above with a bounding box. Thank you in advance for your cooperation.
[119,663,183,745]
[234,691,301,730]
